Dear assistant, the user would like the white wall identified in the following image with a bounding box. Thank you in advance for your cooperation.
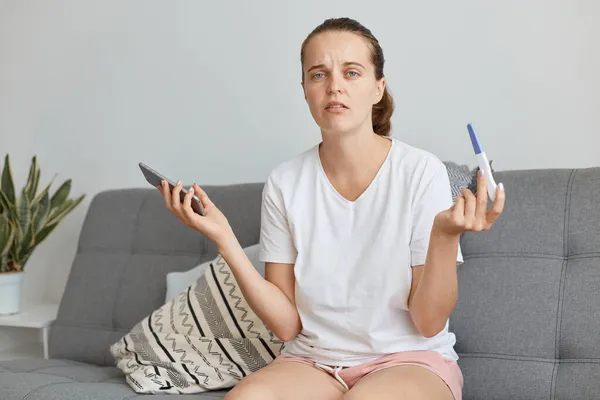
[1,0,598,350]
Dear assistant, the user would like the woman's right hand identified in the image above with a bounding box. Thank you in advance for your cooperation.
[158,180,235,248]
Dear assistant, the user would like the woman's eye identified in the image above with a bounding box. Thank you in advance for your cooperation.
[313,73,325,79]
[347,71,359,77]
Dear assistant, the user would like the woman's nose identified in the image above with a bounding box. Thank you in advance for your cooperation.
[327,74,344,94]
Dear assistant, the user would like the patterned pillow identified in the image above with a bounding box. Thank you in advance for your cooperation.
[110,254,284,394]
[165,244,261,303]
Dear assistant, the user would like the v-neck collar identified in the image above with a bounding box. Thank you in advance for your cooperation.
[315,137,394,206]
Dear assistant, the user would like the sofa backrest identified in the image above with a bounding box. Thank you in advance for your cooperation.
[450,167,600,399]
[49,167,600,399]
[48,183,264,366]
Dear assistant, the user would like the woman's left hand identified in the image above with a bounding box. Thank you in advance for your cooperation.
[433,171,506,236]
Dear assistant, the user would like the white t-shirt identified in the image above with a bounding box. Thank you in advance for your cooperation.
[258,137,464,367]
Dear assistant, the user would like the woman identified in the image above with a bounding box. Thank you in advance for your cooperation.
[159,17,505,400]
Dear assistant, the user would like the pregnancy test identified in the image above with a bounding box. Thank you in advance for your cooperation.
[467,123,498,201]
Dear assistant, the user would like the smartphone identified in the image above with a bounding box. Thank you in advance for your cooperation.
[138,162,207,216]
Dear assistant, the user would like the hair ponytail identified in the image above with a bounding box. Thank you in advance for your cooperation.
[372,87,394,136]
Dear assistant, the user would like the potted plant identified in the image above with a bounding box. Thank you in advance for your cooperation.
[0,154,85,315]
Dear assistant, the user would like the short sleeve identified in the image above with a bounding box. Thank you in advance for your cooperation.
[258,174,298,264]
[409,160,464,267]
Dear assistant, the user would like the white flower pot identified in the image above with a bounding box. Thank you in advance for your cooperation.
[0,271,24,315]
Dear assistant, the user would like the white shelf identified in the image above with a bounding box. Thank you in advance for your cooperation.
[0,304,60,359]
[0,304,59,328]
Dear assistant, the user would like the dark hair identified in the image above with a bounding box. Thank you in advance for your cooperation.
[300,17,394,136]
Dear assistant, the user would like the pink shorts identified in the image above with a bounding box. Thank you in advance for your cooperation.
[272,350,463,400]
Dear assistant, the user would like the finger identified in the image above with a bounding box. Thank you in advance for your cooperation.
[171,180,183,212]
[160,180,172,211]
[192,183,214,208]
[462,188,476,229]
[486,182,506,227]
[182,186,194,214]
[452,193,465,220]
[475,171,489,228]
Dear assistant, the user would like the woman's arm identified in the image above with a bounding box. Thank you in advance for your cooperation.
[218,237,301,342]
[158,180,302,341]
[408,230,460,338]
[408,171,505,338]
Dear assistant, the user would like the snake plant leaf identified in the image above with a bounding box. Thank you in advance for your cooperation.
[50,179,71,210]
[1,155,85,272]
[24,156,38,202]
[30,175,56,210]
[32,221,58,249]
[47,194,85,226]
[9,226,21,265]
[0,189,14,215]
[0,254,8,273]
[1,154,16,206]
[32,163,41,200]
[48,198,72,222]
[20,216,35,253]
[0,215,15,256]
[17,220,36,261]
[18,188,32,242]
[32,190,51,233]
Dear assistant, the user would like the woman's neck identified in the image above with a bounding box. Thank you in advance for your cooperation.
[319,125,390,179]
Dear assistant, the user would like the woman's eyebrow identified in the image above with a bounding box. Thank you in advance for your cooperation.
[306,61,366,74]
[343,61,365,70]
[307,64,327,74]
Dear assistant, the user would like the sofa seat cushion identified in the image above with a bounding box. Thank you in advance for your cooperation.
[0,358,227,399]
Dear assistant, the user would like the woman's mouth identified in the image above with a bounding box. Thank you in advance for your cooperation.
[325,101,348,113]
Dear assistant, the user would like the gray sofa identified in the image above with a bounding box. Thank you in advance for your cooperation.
[1,166,599,399]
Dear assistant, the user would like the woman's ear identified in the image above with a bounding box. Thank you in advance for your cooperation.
[301,81,307,100]
[375,78,386,104]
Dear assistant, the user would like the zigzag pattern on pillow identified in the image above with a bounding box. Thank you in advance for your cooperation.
[111,255,285,394]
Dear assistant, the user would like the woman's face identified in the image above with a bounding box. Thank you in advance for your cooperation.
[302,31,385,136]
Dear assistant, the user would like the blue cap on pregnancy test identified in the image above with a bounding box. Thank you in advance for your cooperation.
[467,123,483,154]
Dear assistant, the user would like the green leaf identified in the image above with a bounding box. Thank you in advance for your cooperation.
[50,179,71,210]
[10,212,22,243]
[48,199,72,222]
[7,194,23,249]
[32,190,50,233]
[32,165,41,200]
[0,189,14,215]
[19,220,35,258]
[0,155,86,271]
[0,215,15,256]
[30,177,55,210]
[18,188,32,240]
[0,254,8,273]
[10,229,22,265]
[1,154,16,206]
[24,156,38,201]
[47,194,85,226]
[33,221,58,248]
